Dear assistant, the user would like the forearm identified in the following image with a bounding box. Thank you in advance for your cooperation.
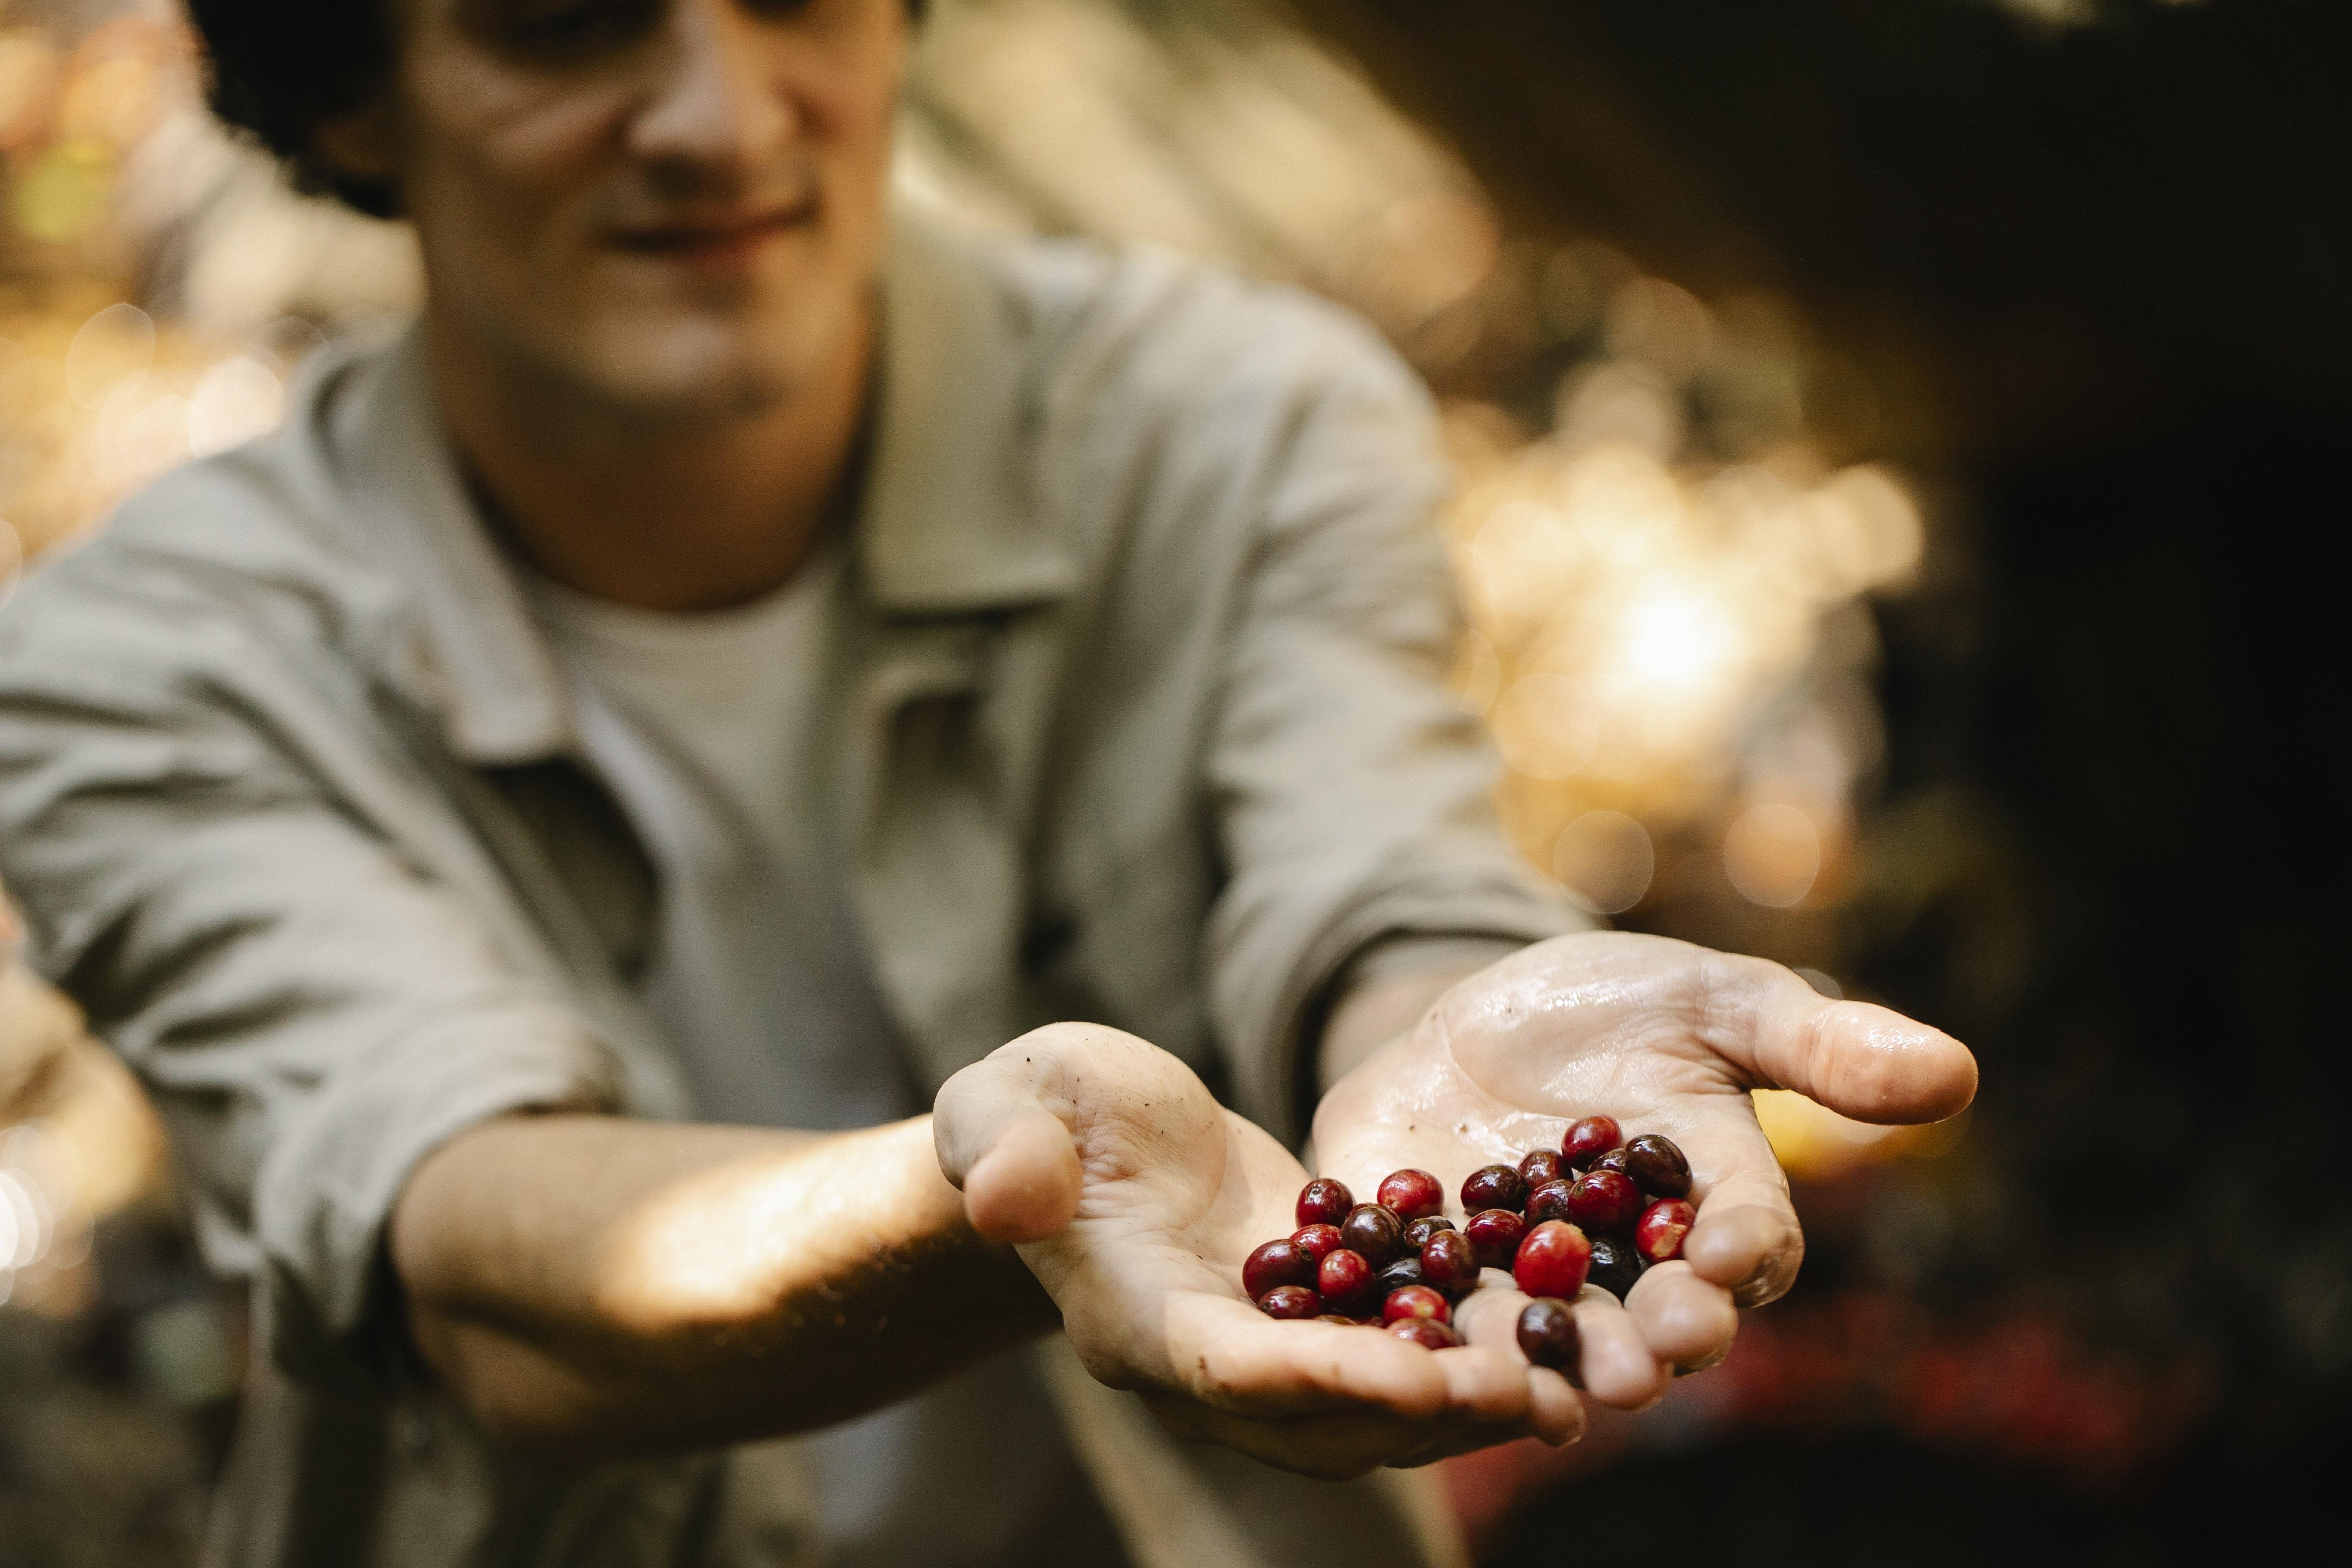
[390,1113,1057,1461]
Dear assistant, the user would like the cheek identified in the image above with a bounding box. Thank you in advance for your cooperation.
[403,61,629,236]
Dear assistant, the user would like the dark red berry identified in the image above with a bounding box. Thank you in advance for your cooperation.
[1292,1223,1344,1261]
[1512,1220,1593,1299]
[1564,1170,1644,1235]
[1588,1148,1633,1179]
[1516,1296,1581,1370]
[1377,1169,1445,1219]
[1634,1199,1695,1263]
[1563,1115,1622,1168]
[1388,1317,1463,1350]
[1402,1214,1457,1251]
[1339,1203,1407,1266]
[1243,1239,1316,1299]
[1375,1255,1427,1296]
[1586,1232,1643,1299]
[1420,1229,1480,1297]
[1525,1177,1576,1225]
[1623,1134,1692,1199]
[1318,1248,1375,1307]
[1257,1285,1321,1318]
[1464,1208,1528,1270]
[1461,1164,1528,1215]
[1295,1177,1354,1229]
[1382,1284,1451,1325]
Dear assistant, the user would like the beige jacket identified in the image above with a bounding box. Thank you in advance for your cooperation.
[0,212,1577,1566]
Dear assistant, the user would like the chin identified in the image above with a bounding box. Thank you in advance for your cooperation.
[574,321,814,423]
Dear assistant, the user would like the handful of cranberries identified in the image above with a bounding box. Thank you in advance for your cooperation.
[1244,1118,1696,1368]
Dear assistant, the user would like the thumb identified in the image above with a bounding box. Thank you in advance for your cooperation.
[934,1026,1105,1244]
[1704,953,1979,1126]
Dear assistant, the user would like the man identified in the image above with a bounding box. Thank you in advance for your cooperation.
[0,1,1977,1564]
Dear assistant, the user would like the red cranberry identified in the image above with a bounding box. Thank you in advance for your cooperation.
[1377,1169,1445,1219]
[1519,1149,1566,1188]
[1243,1239,1316,1299]
[1562,1115,1623,1168]
[1461,1164,1528,1215]
[1388,1317,1463,1350]
[1317,1248,1376,1308]
[1515,1297,1581,1370]
[1420,1230,1480,1297]
[1564,1170,1644,1235]
[1623,1134,1693,1199]
[1291,1223,1344,1261]
[1374,1255,1428,1297]
[1525,1177,1576,1225]
[1512,1220,1593,1299]
[1634,1199,1695,1263]
[1340,1204,1407,1266]
[1464,1208,1528,1270]
[1588,1148,1633,1179]
[1382,1284,1451,1325]
[1256,1285,1321,1319]
[1402,1214,1457,1251]
[1586,1232,1643,1299]
[1295,1177,1354,1229]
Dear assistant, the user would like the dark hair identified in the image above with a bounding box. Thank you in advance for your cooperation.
[183,0,927,220]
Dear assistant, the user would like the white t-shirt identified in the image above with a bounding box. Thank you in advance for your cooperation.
[525,549,1106,1568]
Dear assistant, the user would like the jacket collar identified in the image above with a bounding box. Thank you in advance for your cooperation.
[327,209,1080,765]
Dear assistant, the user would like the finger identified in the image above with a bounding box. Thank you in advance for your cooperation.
[1683,1200,1804,1307]
[1143,1393,1488,1482]
[1624,1260,1738,1370]
[1169,1297,1454,1421]
[1455,1285,1584,1445]
[1572,1287,1671,1409]
[1698,952,1978,1125]
[1431,1344,1536,1425]
[933,1029,1114,1242]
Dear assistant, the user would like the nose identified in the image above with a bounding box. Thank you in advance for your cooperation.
[628,0,795,187]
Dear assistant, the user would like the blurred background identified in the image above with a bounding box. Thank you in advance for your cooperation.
[2,0,2346,1561]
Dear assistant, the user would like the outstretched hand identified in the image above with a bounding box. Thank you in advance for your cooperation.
[933,1024,1584,1478]
[1312,932,1978,1408]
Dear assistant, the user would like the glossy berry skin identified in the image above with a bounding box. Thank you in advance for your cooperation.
[1402,1214,1457,1251]
[1382,1284,1452,1325]
[1524,1177,1576,1225]
[1375,1255,1427,1296]
[1340,1203,1407,1266]
[1420,1230,1480,1297]
[1243,1239,1317,1299]
[1464,1208,1528,1271]
[1291,1223,1345,1262]
[1586,1233,1643,1299]
[1318,1248,1376,1309]
[1388,1317,1463,1350]
[1516,1297,1581,1371]
[1518,1149,1566,1189]
[1257,1285,1322,1319]
[1562,1115,1623,1169]
[1461,1164,1528,1215]
[1588,1148,1633,1179]
[1377,1169,1445,1220]
[1634,1199,1696,1263]
[1512,1220,1594,1300]
[1295,1177,1354,1228]
[1624,1135,1693,1199]
[1565,1170,1644,1235]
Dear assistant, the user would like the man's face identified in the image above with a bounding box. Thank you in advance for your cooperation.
[371,0,909,418]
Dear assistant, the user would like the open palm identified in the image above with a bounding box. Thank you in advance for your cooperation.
[934,1023,1582,1477]
[1312,932,1978,1406]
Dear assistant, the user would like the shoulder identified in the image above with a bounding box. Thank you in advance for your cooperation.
[2,347,404,673]
[917,215,1433,459]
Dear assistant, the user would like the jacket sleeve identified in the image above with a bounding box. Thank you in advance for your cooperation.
[1198,309,1588,1142]
[0,558,625,1388]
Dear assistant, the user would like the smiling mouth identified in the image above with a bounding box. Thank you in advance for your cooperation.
[608,202,814,261]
